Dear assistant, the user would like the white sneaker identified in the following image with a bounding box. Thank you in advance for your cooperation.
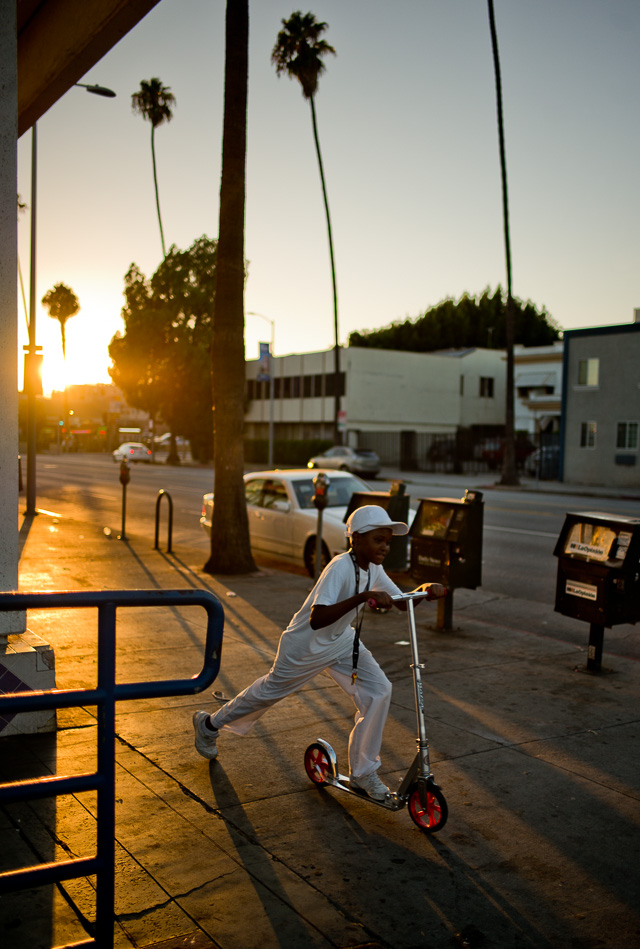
[193,711,218,759]
[350,771,390,801]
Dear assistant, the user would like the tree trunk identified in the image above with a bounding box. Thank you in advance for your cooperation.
[309,96,341,444]
[151,124,166,258]
[204,0,255,575]
[487,0,518,485]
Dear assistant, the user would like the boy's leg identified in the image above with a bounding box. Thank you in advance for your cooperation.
[206,660,325,735]
[326,645,392,779]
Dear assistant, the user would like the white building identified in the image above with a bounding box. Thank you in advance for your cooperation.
[245,345,507,468]
[514,342,564,437]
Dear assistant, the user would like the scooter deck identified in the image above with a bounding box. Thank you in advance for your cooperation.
[326,772,404,811]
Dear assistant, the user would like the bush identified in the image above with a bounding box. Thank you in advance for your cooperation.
[244,438,333,467]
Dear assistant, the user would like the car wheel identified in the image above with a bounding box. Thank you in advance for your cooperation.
[304,538,331,578]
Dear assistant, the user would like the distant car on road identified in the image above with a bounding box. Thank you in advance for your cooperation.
[307,446,380,478]
[201,468,375,576]
[112,442,152,463]
[524,445,560,480]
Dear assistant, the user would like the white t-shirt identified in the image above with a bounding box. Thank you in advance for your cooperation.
[275,551,402,669]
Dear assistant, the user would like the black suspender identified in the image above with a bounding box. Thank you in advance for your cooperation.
[350,553,370,684]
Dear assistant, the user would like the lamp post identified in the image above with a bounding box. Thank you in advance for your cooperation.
[247,311,275,468]
[24,81,116,516]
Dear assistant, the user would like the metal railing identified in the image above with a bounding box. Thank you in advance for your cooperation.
[0,589,224,949]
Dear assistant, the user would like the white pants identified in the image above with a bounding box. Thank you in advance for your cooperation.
[210,642,392,778]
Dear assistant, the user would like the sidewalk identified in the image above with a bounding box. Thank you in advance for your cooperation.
[1,495,639,948]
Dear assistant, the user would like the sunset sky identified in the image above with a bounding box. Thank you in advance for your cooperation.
[16,0,640,396]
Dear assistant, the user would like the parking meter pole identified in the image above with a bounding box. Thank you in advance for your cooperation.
[312,472,330,583]
[436,590,453,631]
[586,624,605,674]
[314,509,324,583]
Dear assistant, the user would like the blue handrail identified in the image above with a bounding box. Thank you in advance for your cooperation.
[0,589,224,949]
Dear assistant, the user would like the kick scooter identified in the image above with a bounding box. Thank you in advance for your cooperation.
[303,585,448,834]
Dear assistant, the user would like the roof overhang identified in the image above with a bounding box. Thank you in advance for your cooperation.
[18,0,162,136]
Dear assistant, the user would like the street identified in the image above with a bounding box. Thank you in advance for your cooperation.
[30,452,640,599]
[27,452,640,662]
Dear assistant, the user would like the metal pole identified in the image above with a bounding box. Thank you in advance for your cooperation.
[25,124,37,516]
[586,623,605,673]
[95,600,116,949]
[268,360,274,468]
[120,483,127,540]
[314,508,324,583]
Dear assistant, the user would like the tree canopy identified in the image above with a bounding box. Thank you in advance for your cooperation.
[108,236,217,463]
[41,282,80,359]
[348,287,561,353]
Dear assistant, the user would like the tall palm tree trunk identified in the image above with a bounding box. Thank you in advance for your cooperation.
[204,0,255,575]
[309,97,341,443]
[487,0,517,485]
[150,125,167,257]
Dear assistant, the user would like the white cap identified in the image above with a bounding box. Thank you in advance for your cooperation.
[345,504,409,538]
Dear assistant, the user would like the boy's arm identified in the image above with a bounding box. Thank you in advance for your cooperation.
[310,590,390,630]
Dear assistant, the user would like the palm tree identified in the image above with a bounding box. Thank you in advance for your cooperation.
[131,78,176,258]
[487,0,518,485]
[41,282,80,360]
[271,12,342,442]
[204,0,255,575]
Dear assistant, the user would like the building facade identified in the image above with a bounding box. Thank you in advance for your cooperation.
[245,345,507,468]
[514,342,563,437]
[561,320,640,488]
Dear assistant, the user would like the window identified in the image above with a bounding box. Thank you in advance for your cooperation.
[479,377,494,398]
[578,358,599,386]
[617,421,639,450]
[580,421,597,448]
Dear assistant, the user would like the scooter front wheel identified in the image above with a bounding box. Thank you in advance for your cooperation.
[304,742,332,786]
[408,781,448,833]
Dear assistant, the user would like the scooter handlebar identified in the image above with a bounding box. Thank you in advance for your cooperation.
[368,585,448,608]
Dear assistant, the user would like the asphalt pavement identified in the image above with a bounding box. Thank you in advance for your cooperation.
[1,469,639,949]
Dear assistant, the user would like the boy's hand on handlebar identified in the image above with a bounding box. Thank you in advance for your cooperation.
[367,591,394,611]
[425,583,447,600]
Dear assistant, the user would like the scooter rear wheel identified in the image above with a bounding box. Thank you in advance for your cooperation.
[304,743,332,786]
[408,781,448,833]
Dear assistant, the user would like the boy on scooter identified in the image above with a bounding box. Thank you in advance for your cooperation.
[193,504,445,800]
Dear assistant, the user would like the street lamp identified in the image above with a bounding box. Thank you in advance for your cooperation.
[24,81,116,516]
[247,311,275,469]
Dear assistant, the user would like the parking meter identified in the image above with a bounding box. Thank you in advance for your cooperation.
[119,460,130,485]
[312,472,329,510]
[312,473,330,581]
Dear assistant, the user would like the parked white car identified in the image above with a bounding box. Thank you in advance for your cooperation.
[112,442,151,463]
[200,468,375,576]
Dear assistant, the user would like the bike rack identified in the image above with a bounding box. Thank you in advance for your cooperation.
[154,489,173,553]
[0,589,224,949]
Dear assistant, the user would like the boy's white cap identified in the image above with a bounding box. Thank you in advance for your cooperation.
[345,504,409,537]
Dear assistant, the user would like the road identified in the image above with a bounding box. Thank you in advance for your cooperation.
[28,452,640,609]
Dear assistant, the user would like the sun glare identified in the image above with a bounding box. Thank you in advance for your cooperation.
[18,289,116,397]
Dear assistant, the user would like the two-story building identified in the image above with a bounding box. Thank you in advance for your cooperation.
[560,317,640,488]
